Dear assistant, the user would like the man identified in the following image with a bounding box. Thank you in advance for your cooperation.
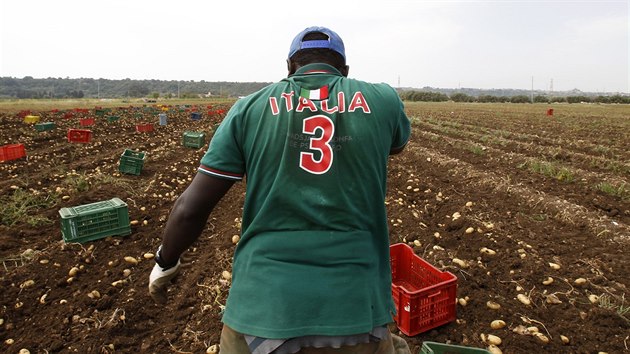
[149,26,411,354]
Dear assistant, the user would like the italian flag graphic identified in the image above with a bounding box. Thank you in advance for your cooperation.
[300,85,329,100]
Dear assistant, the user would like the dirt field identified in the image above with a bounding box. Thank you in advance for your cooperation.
[0,101,628,354]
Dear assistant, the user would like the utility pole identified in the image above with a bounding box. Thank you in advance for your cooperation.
[530,76,534,102]
[177,81,180,99]
[97,80,100,99]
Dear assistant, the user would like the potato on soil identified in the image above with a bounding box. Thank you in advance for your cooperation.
[517,294,531,305]
[124,256,139,265]
[486,301,501,310]
[490,320,506,329]
[487,344,502,354]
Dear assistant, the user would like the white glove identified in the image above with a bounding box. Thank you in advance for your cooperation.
[149,260,181,304]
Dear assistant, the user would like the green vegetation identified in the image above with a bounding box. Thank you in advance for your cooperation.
[598,294,629,323]
[0,248,42,271]
[596,182,629,200]
[518,159,575,183]
[0,188,57,227]
[467,144,486,155]
[0,77,270,99]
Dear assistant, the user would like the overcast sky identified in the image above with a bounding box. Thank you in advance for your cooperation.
[1,0,628,93]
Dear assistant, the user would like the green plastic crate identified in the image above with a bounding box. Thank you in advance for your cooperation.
[420,342,490,354]
[34,122,56,132]
[59,198,131,243]
[107,115,120,123]
[119,149,146,175]
[183,131,206,149]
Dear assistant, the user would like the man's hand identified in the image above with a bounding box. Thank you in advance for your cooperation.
[149,260,181,304]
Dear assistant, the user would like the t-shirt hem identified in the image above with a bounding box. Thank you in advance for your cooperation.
[222,315,394,339]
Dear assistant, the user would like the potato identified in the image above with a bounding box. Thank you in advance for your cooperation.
[560,335,570,344]
[465,201,473,207]
[465,227,475,234]
[481,334,502,346]
[130,220,139,225]
[535,333,549,344]
[124,256,138,265]
[486,301,501,310]
[517,294,531,306]
[68,267,80,277]
[206,344,219,354]
[588,294,599,303]
[221,271,232,281]
[413,239,421,247]
[574,278,587,285]
[20,280,35,288]
[143,253,155,259]
[487,345,502,354]
[542,277,554,285]
[480,247,496,255]
[458,298,467,306]
[490,320,506,329]
[548,262,561,270]
[452,258,469,268]
[232,235,240,244]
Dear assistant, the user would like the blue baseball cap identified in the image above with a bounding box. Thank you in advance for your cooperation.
[288,26,346,61]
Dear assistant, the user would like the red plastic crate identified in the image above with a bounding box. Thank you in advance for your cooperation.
[80,118,95,127]
[0,144,26,162]
[135,124,154,132]
[390,243,457,336]
[67,129,92,143]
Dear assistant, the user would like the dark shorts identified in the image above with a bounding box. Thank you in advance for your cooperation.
[219,324,411,354]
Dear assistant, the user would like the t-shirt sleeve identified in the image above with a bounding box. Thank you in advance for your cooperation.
[198,107,246,181]
[391,92,411,150]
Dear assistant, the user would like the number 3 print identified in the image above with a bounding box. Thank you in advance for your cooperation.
[300,115,334,174]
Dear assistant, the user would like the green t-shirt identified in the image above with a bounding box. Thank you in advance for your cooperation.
[199,63,411,338]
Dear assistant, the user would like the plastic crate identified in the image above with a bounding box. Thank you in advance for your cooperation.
[190,112,202,120]
[107,115,120,123]
[59,198,131,243]
[34,122,56,132]
[158,113,167,125]
[390,243,457,336]
[119,149,146,175]
[24,115,40,124]
[182,131,206,149]
[0,144,26,162]
[80,118,95,127]
[136,123,154,133]
[67,129,92,143]
[420,341,490,354]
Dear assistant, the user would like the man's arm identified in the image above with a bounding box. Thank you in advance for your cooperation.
[158,172,235,264]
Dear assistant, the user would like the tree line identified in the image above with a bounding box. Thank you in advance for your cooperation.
[0,77,270,99]
[399,90,630,104]
[1,76,628,104]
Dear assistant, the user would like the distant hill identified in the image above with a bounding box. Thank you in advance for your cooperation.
[0,77,271,99]
[0,76,626,100]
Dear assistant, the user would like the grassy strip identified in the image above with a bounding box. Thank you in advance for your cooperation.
[0,189,58,227]
[518,159,576,182]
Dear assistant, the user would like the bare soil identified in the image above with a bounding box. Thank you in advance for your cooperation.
[0,102,628,354]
